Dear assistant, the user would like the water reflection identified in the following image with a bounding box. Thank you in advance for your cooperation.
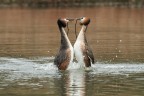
[63,70,85,96]
[0,57,144,95]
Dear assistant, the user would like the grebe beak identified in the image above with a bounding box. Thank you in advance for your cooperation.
[66,18,75,22]
[76,17,83,20]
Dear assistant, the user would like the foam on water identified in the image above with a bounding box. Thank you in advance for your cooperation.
[0,57,144,80]
[91,63,144,75]
[0,57,60,80]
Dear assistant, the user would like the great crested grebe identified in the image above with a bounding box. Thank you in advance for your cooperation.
[74,17,95,68]
[54,18,74,70]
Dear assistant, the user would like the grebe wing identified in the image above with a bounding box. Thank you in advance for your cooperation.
[54,48,71,67]
[87,46,95,64]
[54,50,67,66]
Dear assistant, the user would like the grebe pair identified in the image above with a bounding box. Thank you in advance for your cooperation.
[54,17,94,70]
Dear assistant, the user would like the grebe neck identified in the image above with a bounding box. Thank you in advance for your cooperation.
[59,27,71,49]
[76,25,87,41]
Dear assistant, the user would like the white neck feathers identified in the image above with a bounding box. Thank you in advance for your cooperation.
[61,27,72,47]
[77,26,87,41]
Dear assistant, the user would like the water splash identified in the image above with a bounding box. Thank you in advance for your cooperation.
[0,57,144,80]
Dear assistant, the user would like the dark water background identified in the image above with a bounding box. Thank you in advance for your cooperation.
[0,7,144,96]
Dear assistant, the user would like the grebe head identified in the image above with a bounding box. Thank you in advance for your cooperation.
[78,17,90,26]
[57,18,74,28]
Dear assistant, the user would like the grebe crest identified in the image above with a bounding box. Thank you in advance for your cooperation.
[79,17,90,26]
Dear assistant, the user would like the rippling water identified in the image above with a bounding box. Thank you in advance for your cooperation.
[0,57,144,96]
[0,7,144,62]
[0,7,144,96]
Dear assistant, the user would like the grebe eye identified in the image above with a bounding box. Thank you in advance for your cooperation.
[81,17,84,20]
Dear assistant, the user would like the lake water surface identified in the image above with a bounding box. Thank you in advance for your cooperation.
[0,7,144,96]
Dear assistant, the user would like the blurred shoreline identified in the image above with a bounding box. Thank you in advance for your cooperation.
[0,0,143,9]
